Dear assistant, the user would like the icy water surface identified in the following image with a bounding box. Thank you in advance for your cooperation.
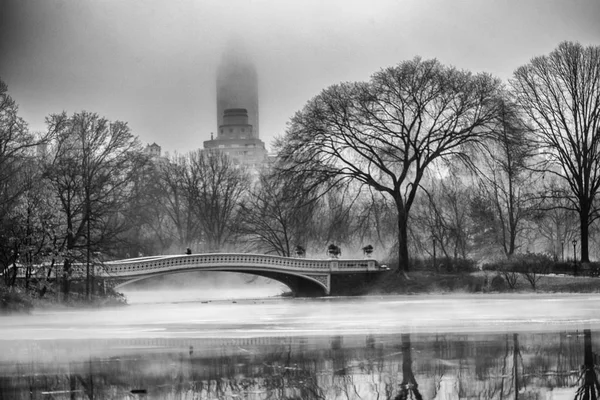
[1,294,600,399]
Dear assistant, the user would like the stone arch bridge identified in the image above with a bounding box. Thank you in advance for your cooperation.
[97,253,385,296]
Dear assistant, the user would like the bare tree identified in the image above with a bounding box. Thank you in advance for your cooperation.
[414,175,472,263]
[511,41,600,263]
[153,154,202,252]
[0,79,55,279]
[182,149,249,252]
[44,111,146,299]
[276,57,502,272]
[0,79,34,217]
[471,100,536,258]
[238,170,316,256]
[530,179,579,261]
[117,159,172,257]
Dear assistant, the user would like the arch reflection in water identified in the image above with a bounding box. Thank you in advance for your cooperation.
[0,330,597,399]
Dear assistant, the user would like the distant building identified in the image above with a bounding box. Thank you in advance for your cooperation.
[204,42,269,169]
[144,142,162,158]
[203,108,267,168]
[216,42,260,139]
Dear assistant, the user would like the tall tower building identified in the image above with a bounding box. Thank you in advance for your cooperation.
[204,42,267,168]
[216,43,260,138]
[204,108,267,167]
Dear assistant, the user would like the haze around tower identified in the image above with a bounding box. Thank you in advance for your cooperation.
[0,0,598,154]
[217,37,260,139]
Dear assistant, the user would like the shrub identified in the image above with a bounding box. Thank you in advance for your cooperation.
[490,274,507,291]
[482,253,556,289]
[514,253,553,290]
[0,283,33,313]
[550,262,575,275]
[414,257,477,273]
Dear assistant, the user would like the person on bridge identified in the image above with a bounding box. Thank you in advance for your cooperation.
[185,248,192,255]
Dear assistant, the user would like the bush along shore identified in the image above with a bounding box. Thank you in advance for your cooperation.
[0,278,126,314]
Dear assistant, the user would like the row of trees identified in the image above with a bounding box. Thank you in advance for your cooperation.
[276,41,600,272]
[1,40,598,295]
[0,90,380,298]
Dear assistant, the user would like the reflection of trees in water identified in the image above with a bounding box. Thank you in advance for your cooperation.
[0,332,596,399]
[574,329,600,400]
[394,333,423,400]
[429,331,587,400]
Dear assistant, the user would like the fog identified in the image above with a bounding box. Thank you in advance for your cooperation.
[119,271,287,304]
[2,294,600,342]
[0,0,598,153]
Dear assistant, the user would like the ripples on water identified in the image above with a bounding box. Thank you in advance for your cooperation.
[1,329,598,399]
[1,295,600,399]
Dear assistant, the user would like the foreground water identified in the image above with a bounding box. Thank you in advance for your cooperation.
[1,294,600,399]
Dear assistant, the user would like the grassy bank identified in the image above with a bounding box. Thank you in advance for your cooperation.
[4,269,600,314]
[349,269,600,296]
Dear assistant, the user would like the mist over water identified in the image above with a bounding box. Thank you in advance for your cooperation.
[121,287,285,304]
[2,294,600,398]
[2,293,600,342]
[118,271,287,304]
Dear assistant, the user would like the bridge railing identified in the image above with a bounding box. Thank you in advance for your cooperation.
[3,255,383,280]
[102,253,380,277]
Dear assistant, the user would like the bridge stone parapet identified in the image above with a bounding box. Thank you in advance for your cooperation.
[103,254,378,277]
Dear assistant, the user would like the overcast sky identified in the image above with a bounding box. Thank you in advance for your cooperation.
[0,0,598,154]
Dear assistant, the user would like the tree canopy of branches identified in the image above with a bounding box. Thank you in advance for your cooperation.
[511,41,600,263]
[153,154,202,252]
[414,175,471,262]
[0,79,55,281]
[239,171,316,256]
[44,111,146,297]
[0,80,41,220]
[276,57,502,272]
[182,149,250,252]
[470,100,535,258]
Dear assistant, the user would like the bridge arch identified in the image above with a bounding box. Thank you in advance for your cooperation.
[113,268,329,297]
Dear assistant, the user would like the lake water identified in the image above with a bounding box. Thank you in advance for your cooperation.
[1,293,600,399]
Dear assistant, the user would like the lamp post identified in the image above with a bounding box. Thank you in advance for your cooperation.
[572,239,578,276]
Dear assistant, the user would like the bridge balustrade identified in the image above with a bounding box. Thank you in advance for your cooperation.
[102,253,377,278]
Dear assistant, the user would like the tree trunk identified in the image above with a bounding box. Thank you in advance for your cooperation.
[396,199,410,273]
[580,211,590,263]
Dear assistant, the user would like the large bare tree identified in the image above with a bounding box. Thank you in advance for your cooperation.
[44,111,146,298]
[511,41,600,263]
[276,57,502,272]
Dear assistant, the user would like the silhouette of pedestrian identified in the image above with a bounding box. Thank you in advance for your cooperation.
[186,248,192,255]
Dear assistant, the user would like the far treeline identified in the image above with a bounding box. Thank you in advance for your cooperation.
[1,41,600,301]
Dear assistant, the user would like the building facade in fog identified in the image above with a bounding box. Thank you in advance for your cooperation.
[215,44,260,139]
[203,108,267,168]
[204,43,268,168]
